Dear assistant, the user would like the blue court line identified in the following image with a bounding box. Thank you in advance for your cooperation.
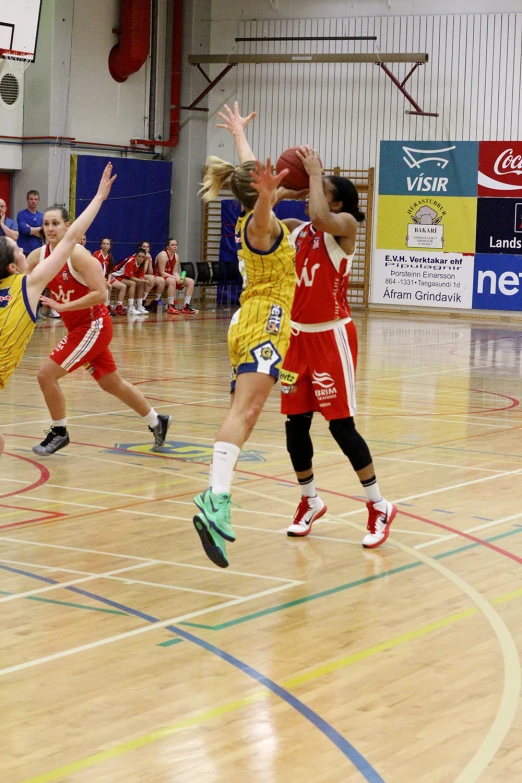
[0,563,386,783]
[472,517,494,522]
[431,509,454,514]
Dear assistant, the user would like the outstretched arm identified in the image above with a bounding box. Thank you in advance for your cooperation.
[217,101,256,163]
[246,158,289,252]
[26,164,116,309]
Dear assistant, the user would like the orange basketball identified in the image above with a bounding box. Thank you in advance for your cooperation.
[276,147,322,190]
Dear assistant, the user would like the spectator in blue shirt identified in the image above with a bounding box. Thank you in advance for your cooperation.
[0,198,18,242]
[17,189,43,255]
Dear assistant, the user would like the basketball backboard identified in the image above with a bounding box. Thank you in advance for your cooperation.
[0,0,42,62]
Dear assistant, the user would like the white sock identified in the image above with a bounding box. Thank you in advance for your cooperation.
[362,477,382,504]
[137,299,143,307]
[105,293,110,305]
[211,441,240,495]
[299,476,317,498]
[143,408,159,428]
[52,418,67,428]
[167,297,174,305]
[128,299,134,307]
[184,295,192,305]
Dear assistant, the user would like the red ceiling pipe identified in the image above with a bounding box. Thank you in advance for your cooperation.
[168,0,183,147]
[109,0,152,83]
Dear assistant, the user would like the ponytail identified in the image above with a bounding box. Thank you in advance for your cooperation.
[200,156,259,211]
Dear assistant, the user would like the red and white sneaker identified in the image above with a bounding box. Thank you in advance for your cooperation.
[287,496,327,537]
[181,304,197,314]
[114,303,127,315]
[167,305,180,314]
[362,500,397,549]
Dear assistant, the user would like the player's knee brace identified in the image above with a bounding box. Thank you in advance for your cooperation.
[329,417,372,472]
[285,413,314,473]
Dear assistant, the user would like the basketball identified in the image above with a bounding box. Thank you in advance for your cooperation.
[276,147,322,190]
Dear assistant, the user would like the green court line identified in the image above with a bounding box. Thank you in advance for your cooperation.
[156,526,522,644]
[0,590,128,616]
[156,638,184,648]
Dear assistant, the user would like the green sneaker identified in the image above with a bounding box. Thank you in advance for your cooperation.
[192,515,230,568]
[193,489,236,541]
[193,490,236,568]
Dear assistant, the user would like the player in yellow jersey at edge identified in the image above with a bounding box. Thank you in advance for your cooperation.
[194,102,298,567]
[0,163,116,457]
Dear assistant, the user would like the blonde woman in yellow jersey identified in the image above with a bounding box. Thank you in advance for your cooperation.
[0,163,116,457]
[193,102,297,567]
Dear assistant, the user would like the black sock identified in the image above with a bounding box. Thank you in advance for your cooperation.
[52,426,67,436]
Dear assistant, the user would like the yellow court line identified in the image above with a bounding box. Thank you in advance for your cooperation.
[20,586,522,783]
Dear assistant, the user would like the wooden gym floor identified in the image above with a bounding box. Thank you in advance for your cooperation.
[1,308,521,783]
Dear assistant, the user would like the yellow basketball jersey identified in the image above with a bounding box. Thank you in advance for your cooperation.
[236,211,296,310]
[0,274,37,389]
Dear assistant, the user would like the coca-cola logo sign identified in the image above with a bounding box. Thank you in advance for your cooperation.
[478,141,522,195]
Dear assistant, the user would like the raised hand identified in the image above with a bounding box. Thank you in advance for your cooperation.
[296,146,323,176]
[217,101,257,135]
[96,163,117,201]
[250,158,289,200]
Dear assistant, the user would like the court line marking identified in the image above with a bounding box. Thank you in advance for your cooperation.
[7,421,507,474]
[0,579,303,678]
[0,559,241,599]
[0,589,128,616]
[3,564,385,783]
[0,537,302,584]
[0,562,153,604]
[167,529,522,634]
[0,393,232,429]
[414,512,522,549]
[14,495,108,510]
[337,466,522,517]
[326,510,521,783]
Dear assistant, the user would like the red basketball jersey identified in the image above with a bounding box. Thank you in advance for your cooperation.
[93,249,109,277]
[164,250,177,276]
[290,222,354,324]
[43,244,108,330]
[112,255,145,279]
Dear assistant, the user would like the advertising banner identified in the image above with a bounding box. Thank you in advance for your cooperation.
[475,198,522,254]
[472,254,522,311]
[478,141,522,197]
[378,141,479,197]
[376,195,477,254]
[372,250,474,309]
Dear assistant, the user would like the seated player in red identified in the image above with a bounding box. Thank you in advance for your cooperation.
[93,237,127,315]
[26,209,172,456]
[139,240,165,311]
[111,246,152,315]
[281,146,396,549]
[155,239,196,314]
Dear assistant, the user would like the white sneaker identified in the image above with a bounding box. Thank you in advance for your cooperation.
[137,305,149,315]
[362,500,397,549]
[127,305,140,315]
[287,496,327,537]
[49,309,61,318]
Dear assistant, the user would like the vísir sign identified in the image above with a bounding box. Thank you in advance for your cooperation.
[378,141,479,197]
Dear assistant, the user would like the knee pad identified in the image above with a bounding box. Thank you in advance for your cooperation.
[329,417,372,472]
[285,413,314,473]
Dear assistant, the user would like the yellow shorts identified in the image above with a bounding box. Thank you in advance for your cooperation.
[227,297,292,391]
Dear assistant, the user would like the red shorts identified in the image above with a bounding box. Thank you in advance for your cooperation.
[280,320,358,421]
[50,314,117,381]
